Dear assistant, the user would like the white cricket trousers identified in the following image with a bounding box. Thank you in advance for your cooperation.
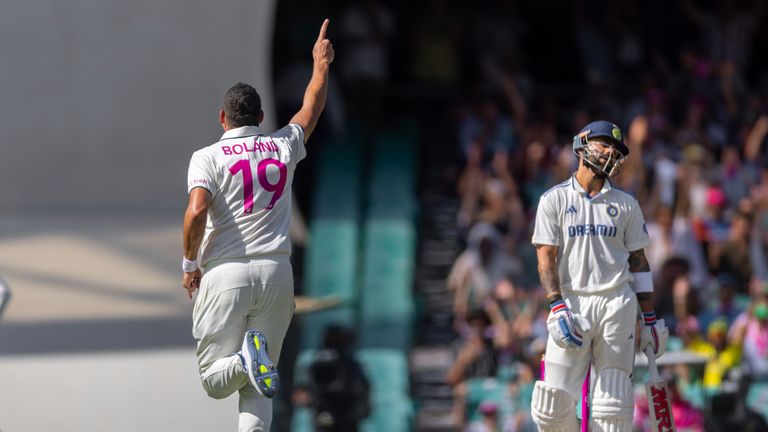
[543,284,637,401]
[192,256,294,432]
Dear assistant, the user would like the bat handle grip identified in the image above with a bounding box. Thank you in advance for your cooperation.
[644,345,661,381]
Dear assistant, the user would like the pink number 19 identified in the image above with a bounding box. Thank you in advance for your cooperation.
[228,158,287,213]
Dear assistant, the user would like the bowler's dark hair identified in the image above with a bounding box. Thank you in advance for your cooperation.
[222,82,262,127]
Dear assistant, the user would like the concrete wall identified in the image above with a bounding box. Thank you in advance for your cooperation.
[0,0,278,214]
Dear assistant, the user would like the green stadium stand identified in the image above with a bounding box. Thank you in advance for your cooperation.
[311,142,362,219]
[359,349,414,432]
[290,348,316,431]
[295,124,419,431]
[290,407,314,432]
[355,125,419,430]
[301,137,363,349]
[366,131,418,219]
[292,349,317,387]
[358,219,416,351]
[301,219,358,348]
[358,124,419,351]
[464,377,515,424]
[292,349,414,431]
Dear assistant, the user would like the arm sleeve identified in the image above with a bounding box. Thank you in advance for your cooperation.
[273,123,307,162]
[187,151,216,196]
[625,200,651,251]
[531,193,561,246]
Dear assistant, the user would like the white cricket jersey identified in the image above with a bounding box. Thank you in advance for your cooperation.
[532,176,650,294]
[187,124,306,268]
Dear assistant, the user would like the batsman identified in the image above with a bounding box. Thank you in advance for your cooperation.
[530,120,669,431]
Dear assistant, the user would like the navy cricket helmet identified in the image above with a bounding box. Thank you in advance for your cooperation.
[572,120,628,178]
[572,120,629,157]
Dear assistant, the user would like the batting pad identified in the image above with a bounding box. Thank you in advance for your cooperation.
[590,368,633,431]
[531,381,579,432]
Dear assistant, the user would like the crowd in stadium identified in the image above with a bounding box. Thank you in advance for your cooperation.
[274,0,768,431]
[440,1,768,431]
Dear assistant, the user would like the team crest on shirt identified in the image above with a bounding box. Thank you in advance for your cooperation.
[606,205,619,218]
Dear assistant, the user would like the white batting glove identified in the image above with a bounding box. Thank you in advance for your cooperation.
[547,300,586,350]
[639,311,668,359]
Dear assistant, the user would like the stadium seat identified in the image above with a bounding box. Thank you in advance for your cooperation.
[358,220,416,350]
[464,377,515,424]
[358,349,414,432]
[301,135,363,349]
[290,407,314,432]
[311,137,363,219]
[366,131,418,220]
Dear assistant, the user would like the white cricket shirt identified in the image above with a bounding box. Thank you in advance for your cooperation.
[187,124,306,268]
[532,176,650,294]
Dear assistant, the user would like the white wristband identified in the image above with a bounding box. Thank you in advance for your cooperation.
[182,257,198,273]
[630,271,653,293]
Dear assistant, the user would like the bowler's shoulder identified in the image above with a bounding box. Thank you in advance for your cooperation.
[188,143,221,168]
[270,123,304,141]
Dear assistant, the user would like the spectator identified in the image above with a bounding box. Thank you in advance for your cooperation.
[681,0,766,81]
[696,185,732,269]
[457,141,489,231]
[270,1,768,429]
[698,273,746,332]
[453,361,537,432]
[751,178,768,281]
[518,139,554,208]
[732,299,768,379]
[718,146,753,207]
[466,402,502,432]
[305,326,371,432]
[645,205,709,289]
[447,308,500,386]
[712,210,754,290]
[655,257,693,329]
[458,96,517,161]
[677,144,715,225]
[448,223,521,326]
[687,318,742,391]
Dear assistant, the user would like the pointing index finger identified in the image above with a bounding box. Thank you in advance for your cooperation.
[317,19,329,41]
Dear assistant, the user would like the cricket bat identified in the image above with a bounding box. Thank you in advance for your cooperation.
[644,346,676,432]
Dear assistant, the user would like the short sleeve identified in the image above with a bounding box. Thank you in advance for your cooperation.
[272,123,306,162]
[532,193,561,246]
[187,151,216,195]
[625,200,650,251]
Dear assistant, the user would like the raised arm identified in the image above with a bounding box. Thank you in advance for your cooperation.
[745,115,768,162]
[290,19,335,143]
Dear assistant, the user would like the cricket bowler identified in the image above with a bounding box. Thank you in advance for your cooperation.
[181,19,334,432]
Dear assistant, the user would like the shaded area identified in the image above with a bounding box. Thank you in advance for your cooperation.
[0,316,193,356]
[1,264,179,304]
